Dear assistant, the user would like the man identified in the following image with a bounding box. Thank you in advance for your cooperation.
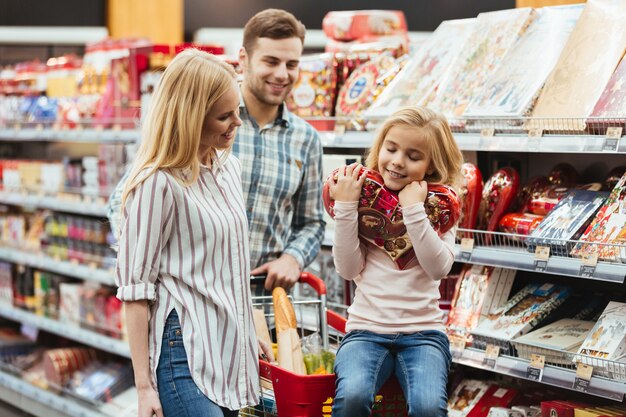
[108,9,325,291]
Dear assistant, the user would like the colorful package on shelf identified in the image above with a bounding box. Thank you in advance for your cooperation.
[0,261,12,304]
[515,176,550,213]
[68,361,134,402]
[577,301,626,364]
[447,265,502,337]
[366,18,476,121]
[467,385,518,417]
[527,189,608,255]
[471,283,571,355]
[464,5,582,119]
[570,172,626,262]
[498,213,544,238]
[529,0,626,131]
[589,55,626,126]
[0,327,37,358]
[429,8,536,118]
[285,53,336,118]
[43,347,97,390]
[477,167,520,233]
[33,270,71,319]
[322,166,461,269]
[512,319,595,365]
[448,379,490,417]
[540,401,591,417]
[335,53,399,130]
[459,163,483,231]
[322,10,408,42]
[59,282,82,325]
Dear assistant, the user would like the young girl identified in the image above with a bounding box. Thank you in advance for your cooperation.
[329,106,464,417]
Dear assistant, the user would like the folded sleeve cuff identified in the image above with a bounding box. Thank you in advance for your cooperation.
[116,282,157,302]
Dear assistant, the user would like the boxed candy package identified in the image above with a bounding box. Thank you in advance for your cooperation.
[323,166,460,269]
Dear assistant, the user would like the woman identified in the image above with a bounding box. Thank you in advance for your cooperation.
[116,49,273,417]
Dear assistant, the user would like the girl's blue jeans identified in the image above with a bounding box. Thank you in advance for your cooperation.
[332,329,451,417]
[156,310,239,417]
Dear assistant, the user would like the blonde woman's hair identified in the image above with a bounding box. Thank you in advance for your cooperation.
[365,106,464,191]
[121,49,238,207]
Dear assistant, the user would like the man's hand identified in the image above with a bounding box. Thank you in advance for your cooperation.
[251,253,301,291]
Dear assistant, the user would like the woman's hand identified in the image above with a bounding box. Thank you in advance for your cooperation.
[258,338,275,363]
[329,163,366,202]
[138,385,164,417]
[399,180,428,207]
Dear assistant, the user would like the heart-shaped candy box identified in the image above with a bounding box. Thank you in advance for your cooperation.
[323,166,460,269]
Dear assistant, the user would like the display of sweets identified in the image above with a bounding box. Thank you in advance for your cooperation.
[464,5,582,120]
[526,189,608,256]
[67,361,134,402]
[529,0,626,131]
[286,53,336,118]
[476,167,520,233]
[471,283,571,355]
[429,8,535,118]
[571,172,626,262]
[365,18,476,120]
[322,10,408,43]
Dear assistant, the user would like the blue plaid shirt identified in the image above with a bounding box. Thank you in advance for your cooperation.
[107,103,325,269]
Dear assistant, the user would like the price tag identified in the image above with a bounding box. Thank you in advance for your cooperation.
[450,337,466,359]
[35,123,44,131]
[334,123,346,136]
[573,362,593,392]
[13,123,21,131]
[603,127,622,152]
[479,128,495,150]
[483,344,500,368]
[459,238,474,262]
[21,324,39,341]
[534,246,550,272]
[528,128,543,151]
[526,354,545,381]
[112,124,123,132]
[579,252,598,278]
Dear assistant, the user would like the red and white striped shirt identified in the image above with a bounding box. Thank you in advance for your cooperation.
[115,154,259,410]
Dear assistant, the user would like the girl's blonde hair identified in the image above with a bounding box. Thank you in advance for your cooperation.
[365,106,464,190]
[121,49,237,207]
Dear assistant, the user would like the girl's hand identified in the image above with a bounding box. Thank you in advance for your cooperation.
[329,163,366,202]
[399,180,428,207]
[138,385,164,417]
[258,338,275,363]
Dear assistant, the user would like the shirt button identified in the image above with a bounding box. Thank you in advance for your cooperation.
[169,341,174,346]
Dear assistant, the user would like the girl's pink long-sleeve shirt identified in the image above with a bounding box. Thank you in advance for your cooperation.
[332,200,456,334]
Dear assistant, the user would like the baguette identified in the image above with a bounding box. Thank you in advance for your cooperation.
[272,287,297,333]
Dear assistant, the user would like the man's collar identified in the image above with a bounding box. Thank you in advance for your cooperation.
[239,93,290,129]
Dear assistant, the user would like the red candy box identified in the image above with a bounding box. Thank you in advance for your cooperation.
[477,167,520,233]
[323,166,460,269]
[459,163,483,230]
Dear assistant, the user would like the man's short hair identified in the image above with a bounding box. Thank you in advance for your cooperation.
[243,9,306,54]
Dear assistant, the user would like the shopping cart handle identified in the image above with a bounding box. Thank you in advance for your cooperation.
[249,272,327,296]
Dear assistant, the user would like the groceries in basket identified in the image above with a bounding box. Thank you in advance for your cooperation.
[301,333,335,375]
[322,166,460,269]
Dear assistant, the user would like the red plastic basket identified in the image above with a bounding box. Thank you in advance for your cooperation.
[255,273,408,417]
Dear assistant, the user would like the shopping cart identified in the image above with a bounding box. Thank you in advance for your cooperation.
[240,272,407,417]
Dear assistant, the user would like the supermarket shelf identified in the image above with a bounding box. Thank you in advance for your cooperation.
[0,368,107,417]
[0,191,108,217]
[453,244,626,283]
[0,247,115,285]
[319,131,626,154]
[454,347,626,401]
[0,128,139,143]
[0,304,129,358]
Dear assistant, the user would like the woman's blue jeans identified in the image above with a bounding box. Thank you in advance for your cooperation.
[156,310,239,417]
[332,329,451,417]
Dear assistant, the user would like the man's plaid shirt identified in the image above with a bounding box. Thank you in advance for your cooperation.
[107,103,325,270]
